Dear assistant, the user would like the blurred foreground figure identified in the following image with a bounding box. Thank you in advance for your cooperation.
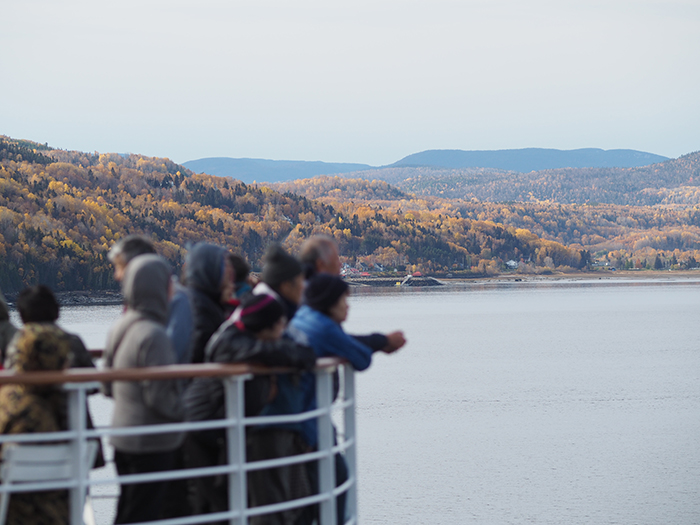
[108,235,157,282]
[4,285,94,370]
[185,243,233,364]
[104,255,184,524]
[300,235,407,353]
[108,235,193,364]
[0,324,72,525]
[289,274,404,524]
[184,293,316,523]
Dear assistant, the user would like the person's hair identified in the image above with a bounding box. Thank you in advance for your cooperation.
[303,274,349,315]
[300,235,337,278]
[17,285,60,323]
[108,235,156,264]
[229,253,250,284]
[237,294,285,333]
[261,244,302,288]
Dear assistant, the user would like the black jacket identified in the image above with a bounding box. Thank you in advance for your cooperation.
[183,323,316,421]
[185,244,228,364]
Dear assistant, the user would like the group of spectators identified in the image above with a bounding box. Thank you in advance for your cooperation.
[0,235,406,525]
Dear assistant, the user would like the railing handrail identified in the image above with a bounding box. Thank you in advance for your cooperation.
[0,359,358,525]
[0,357,344,385]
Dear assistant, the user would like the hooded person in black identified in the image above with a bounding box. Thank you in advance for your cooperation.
[185,243,233,364]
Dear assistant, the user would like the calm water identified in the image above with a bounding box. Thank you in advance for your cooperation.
[17,279,700,524]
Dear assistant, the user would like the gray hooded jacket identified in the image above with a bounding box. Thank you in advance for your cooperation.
[104,255,184,453]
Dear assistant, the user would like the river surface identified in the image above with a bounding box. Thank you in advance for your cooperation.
[16,278,700,524]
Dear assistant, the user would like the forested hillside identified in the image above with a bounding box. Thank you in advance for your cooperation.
[0,136,584,292]
[269,175,700,271]
[339,152,700,206]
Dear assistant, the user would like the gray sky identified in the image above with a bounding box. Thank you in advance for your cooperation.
[2,0,699,166]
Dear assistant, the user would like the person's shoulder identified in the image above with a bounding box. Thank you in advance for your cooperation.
[291,306,338,337]
[294,304,324,321]
[205,321,259,361]
[124,317,170,348]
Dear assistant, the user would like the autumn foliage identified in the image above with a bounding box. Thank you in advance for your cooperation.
[0,136,588,292]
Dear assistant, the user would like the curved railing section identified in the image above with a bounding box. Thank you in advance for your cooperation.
[0,358,357,525]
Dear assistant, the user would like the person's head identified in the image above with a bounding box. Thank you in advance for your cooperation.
[236,294,287,340]
[262,244,304,305]
[122,254,172,323]
[304,274,350,323]
[17,285,60,324]
[229,253,250,284]
[300,235,341,278]
[185,243,233,302]
[108,235,157,282]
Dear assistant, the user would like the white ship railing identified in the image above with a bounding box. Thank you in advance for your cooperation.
[0,358,357,525]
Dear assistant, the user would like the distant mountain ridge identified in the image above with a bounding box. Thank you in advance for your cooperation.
[182,157,372,184]
[184,148,668,183]
[389,148,669,172]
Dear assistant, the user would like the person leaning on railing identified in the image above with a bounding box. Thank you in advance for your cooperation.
[183,293,316,522]
[103,254,185,524]
[286,273,405,525]
[3,285,105,468]
[0,323,73,525]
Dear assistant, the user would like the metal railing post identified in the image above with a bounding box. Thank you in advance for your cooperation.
[316,368,336,524]
[343,365,357,523]
[224,376,248,525]
[66,384,87,525]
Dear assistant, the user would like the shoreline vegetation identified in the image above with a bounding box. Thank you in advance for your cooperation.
[5,270,699,309]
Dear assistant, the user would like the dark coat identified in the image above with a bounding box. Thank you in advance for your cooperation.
[185,244,228,364]
[183,322,316,421]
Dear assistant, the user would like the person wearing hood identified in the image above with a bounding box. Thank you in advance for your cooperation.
[185,243,233,364]
[0,323,72,525]
[108,235,194,365]
[103,254,184,524]
[0,288,17,367]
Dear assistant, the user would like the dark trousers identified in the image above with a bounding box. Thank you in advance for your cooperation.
[114,449,177,524]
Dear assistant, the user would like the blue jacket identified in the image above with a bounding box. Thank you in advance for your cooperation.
[267,305,374,447]
[289,305,373,370]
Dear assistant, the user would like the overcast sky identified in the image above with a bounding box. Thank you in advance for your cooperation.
[2,0,699,166]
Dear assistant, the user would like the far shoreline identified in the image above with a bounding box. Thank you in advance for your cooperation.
[5,269,700,309]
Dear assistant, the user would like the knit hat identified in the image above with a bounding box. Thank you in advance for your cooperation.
[261,244,302,288]
[236,294,286,333]
[304,274,349,314]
